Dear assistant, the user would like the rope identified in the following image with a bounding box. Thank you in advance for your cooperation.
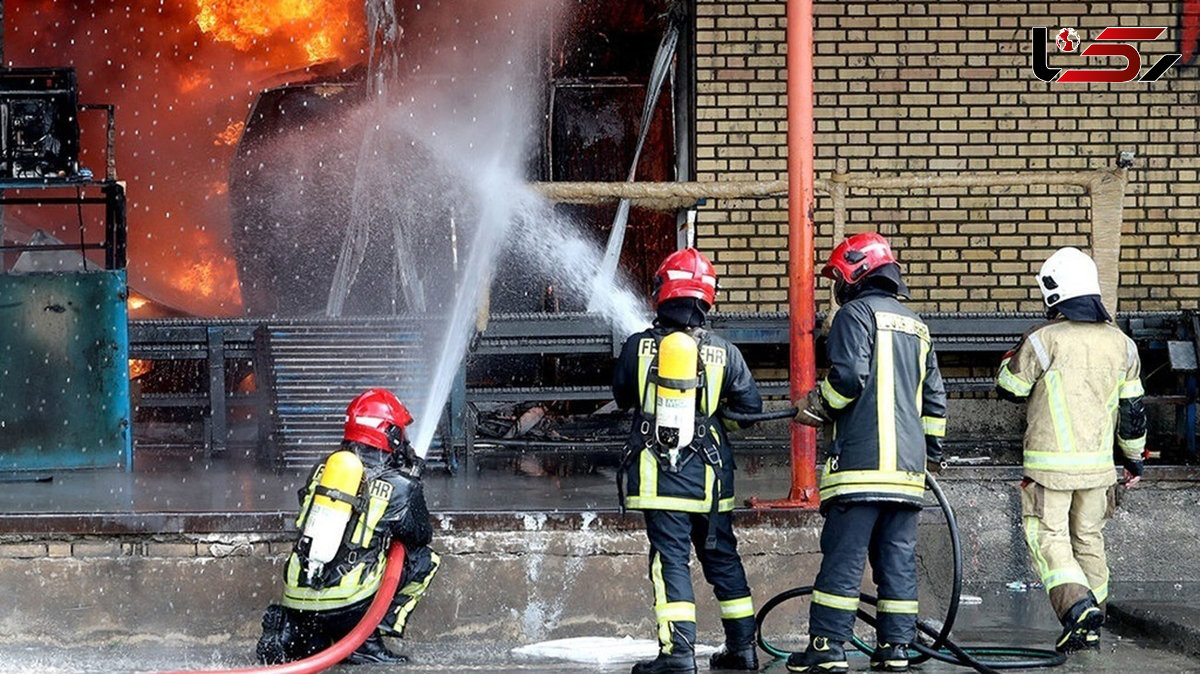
[531,169,1119,211]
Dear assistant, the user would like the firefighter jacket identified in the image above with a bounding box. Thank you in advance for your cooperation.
[995,319,1147,491]
[816,290,947,510]
[282,450,433,612]
[613,325,763,513]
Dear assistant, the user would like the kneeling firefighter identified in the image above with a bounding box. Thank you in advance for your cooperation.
[791,233,947,673]
[256,388,440,665]
[614,248,764,674]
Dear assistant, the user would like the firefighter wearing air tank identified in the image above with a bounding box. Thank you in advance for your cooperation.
[256,388,439,665]
[614,248,764,674]
[995,247,1147,654]
[790,233,947,674]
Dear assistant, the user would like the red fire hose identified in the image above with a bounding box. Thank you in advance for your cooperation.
[153,542,407,674]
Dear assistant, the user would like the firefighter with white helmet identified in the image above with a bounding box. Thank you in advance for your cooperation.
[996,247,1147,653]
[614,248,764,674]
[256,388,440,665]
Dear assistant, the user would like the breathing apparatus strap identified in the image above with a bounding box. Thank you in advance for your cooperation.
[616,453,629,514]
[648,373,703,391]
[330,473,372,556]
[616,431,648,514]
[703,421,722,550]
[705,476,721,550]
[313,485,366,511]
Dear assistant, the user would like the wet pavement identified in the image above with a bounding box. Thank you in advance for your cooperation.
[1,633,1194,673]
[2,636,1195,674]
[2,587,1197,673]
[0,452,801,514]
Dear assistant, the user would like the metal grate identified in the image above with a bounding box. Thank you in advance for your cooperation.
[263,322,436,470]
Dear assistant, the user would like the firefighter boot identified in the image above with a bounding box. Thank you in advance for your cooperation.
[1082,628,1101,651]
[1055,596,1105,654]
[709,644,759,670]
[256,605,291,665]
[786,636,850,673]
[343,633,410,665]
[631,652,698,674]
[869,643,910,672]
[710,616,758,670]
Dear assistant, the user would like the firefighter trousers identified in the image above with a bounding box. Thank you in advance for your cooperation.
[643,509,756,656]
[379,545,441,636]
[809,502,920,645]
[1020,480,1113,618]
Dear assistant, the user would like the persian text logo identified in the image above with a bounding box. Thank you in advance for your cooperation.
[1032,26,1181,83]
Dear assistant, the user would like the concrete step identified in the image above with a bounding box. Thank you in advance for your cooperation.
[1108,596,1200,660]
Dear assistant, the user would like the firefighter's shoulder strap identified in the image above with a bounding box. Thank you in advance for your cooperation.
[692,328,727,551]
[617,333,658,512]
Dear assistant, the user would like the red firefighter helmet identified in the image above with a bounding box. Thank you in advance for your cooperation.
[343,388,414,453]
[653,248,718,308]
[822,232,898,284]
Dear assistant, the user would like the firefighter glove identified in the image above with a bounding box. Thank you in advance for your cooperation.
[1119,455,1144,479]
[795,388,832,427]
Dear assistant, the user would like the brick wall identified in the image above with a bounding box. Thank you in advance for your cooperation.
[695,0,1200,313]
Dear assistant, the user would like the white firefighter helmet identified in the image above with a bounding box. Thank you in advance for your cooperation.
[1037,247,1101,307]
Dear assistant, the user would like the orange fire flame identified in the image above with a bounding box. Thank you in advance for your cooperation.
[176,254,243,303]
[129,359,154,380]
[215,121,246,147]
[180,70,213,93]
[10,0,372,317]
[193,0,358,63]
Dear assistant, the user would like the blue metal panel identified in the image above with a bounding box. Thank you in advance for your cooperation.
[0,271,130,471]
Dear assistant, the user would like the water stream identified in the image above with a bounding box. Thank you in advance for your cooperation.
[340,0,652,457]
[327,0,424,316]
[410,172,652,457]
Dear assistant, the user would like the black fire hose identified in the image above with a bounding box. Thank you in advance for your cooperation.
[719,408,800,424]
[754,473,1067,673]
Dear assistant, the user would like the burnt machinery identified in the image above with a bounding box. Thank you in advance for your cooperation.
[0,67,130,473]
[0,67,125,270]
[0,68,81,180]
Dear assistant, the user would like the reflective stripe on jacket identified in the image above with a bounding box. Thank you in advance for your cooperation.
[995,320,1145,490]
[817,291,947,510]
[614,326,762,513]
[282,454,431,612]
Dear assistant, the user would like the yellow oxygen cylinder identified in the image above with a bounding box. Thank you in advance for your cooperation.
[300,450,364,583]
[655,331,699,470]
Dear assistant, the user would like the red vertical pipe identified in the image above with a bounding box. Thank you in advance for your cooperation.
[786,0,819,506]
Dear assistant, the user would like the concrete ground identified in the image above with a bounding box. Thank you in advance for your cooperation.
[2,588,1197,674]
[2,636,1193,674]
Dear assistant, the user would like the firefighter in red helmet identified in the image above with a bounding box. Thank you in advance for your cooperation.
[256,388,440,665]
[789,233,947,673]
[613,248,764,674]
